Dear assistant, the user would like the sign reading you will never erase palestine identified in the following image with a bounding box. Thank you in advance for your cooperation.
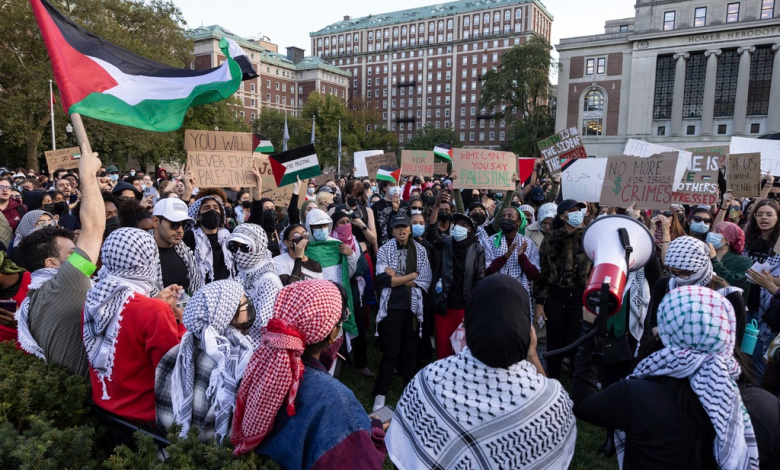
[537,127,587,176]
[184,129,256,187]
[452,148,517,191]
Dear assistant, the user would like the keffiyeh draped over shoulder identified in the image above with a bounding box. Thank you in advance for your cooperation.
[224,224,282,347]
[13,210,53,246]
[616,286,759,470]
[83,228,161,400]
[375,239,432,332]
[665,236,713,289]
[188,196,230,282]
[168,280,252,443]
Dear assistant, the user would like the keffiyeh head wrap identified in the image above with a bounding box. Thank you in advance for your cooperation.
[617,286,759,470]
[665,236,713,289]
[83,228,161,400]
[170,280,252,442]
[188,196,230,282]
[518,204,535,222]
[188,196,226,226]
[231,280,343,455]
[13,210,53,246]
[713,221,745,255]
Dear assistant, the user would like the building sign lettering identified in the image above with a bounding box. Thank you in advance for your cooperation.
[688,27,780,43]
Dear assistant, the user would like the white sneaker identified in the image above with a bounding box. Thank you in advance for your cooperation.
[372,394,386,412]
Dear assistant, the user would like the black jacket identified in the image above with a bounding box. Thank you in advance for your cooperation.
[433,236,485,314]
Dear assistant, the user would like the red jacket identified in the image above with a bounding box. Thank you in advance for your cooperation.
[0,271,31,347]
[1,199,25,232]
[89,295,186,424]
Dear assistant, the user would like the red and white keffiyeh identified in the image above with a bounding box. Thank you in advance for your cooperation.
[230,280,343,455]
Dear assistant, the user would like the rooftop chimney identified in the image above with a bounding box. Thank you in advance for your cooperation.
[286,46,305,64]
[343,15,351,21]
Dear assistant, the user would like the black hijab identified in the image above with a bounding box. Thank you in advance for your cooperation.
[22,190,45,211]
[464,274,531,368]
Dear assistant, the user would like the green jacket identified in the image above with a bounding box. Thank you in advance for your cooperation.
[533,226,592,305]
[711,250,753,299]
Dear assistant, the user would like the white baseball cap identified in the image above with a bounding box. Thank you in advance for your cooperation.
[153,198,195,224]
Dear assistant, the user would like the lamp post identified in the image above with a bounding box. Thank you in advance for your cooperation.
[65,124,73,146]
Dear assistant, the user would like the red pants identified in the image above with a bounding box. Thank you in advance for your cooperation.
[435,308,465,359]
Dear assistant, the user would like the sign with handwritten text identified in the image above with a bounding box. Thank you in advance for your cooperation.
[672,154,720,205]
[731,137,780,175]
[452,148,517,190]
[401,150,434,177]
[186,151,256,187]
[184,130,253,152]
[727,152,761,197]
[561,158,607,203]
[365,153,398,179]
[599,153,677,210]
[537,127,587,176]
[44,147,81,171]
[684,145,729,168]
[624,139,691,187]
[434,162,449,175]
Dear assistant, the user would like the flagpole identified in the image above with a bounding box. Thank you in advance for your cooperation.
[49,80,56,150]
[337,120,342,175]
[69,113,93,155]
[311,116,315,144]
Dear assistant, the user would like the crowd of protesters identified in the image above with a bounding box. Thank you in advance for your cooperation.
[0,151,779,470]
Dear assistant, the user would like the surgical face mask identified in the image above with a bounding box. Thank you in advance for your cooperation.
[412,224,425,238]
[109,174,119,182]
[312,227,329,241]
[199,209,220,230]
[452,225,469,242]
[707,232,726,249]
[307,188,315,195]
[371,186,377,193]
[129,171,136,176]
[689,220,710,235]
[141,184,146,191]
[388,186,401,198]
[566,209,585,228]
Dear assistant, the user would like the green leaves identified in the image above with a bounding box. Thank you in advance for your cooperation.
[403,125,463,151]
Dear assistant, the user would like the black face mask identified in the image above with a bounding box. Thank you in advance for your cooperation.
[262,209,276,231]
[241,200,251,209]
[53,201,67,213]
[471,213,487,226]
[104,216,120,237]
[677,213,685,223]
[499,218,517,233]
[347,196,358,208]
[424,196,436,206]
[224,207,236,218]
[438,210,451,222]
[199,209,220,230]
[43,203,56,213]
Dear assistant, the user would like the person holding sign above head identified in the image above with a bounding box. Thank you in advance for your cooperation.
[426,190,454,240]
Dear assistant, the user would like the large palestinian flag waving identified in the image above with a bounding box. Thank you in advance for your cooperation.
[30,0,257,132]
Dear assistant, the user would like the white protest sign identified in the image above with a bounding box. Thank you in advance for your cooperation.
[730,136,780,175]
[353,150,384,177]
[624,139,691,189]
[561,158,607,203]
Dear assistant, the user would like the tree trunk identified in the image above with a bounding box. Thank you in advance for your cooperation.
[26,132,42,173]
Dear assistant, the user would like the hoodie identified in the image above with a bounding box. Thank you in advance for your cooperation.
[1,198,25,231]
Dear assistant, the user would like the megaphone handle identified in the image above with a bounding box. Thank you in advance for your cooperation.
[592,282,612,364]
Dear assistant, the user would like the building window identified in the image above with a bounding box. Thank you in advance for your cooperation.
[583,90,604,111]
[727,3,740,22]
[586,58,595,75]
[619,24,629,32]
[583,119,602,136]
[717,124,727,134]
[657,126,666,136]
[653,54,676,119]
[748,45,774,115]
[683,52,706,118]
[597,58,606,74]
[694,7,707,27]
[751,123,761,133]
[686,125,696,135]
[714,49,739,116]
[663,11,676,30]
[762,0,774,18]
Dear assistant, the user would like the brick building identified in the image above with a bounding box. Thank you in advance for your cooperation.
[187,26,350,124]
[310,0,554,149]
[556,0,780,157]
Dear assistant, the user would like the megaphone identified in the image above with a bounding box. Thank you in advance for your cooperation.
[582,215,654,316]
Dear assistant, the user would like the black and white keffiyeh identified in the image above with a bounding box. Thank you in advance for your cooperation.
[484,232,540,297]
[615,286,759,470]
[518,204,535,222]
[665,236,713,289]
[12,210,53,246]
[15,267,59,360]
[386,347,577,469]
[188,197,230,283]
[168,280,252,442]
[83,228,161,400]
[148,229,203,294]
[375,239,432,332]
[223,224,281,347]
[625,269,651,345]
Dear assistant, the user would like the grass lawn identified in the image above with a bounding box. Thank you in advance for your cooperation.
[339,331,618,470]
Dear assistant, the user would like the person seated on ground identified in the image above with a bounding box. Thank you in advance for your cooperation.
[386,274,577,469]
[84,228,185,424]
[224,224,282,348]
[15,145,104,376]
[156,280,254,443]
[231,280,387,469]
[184,196,231,284]
[573,285,760,470]
[0,251,31,344]
[274,224,321,285]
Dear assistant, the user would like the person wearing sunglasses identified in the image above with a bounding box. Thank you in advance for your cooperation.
[152,198,201,295]
[686,206,713,242]
[274,224,323,285]
[156,280,254,443]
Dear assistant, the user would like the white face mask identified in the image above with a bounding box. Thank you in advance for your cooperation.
[388,186,401,198]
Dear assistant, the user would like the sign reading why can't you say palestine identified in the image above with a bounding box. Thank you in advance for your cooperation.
[452,148,517,190]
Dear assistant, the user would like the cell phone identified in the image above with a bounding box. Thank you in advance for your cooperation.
[537,315,545,329]
[371,404,395,424]
[144,186,158,197]
[0,300,17,312]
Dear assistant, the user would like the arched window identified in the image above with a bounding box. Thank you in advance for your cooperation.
[583,90,605,136]
[515,9,522,20]
[393,27,398,37]
[494,12,500,22]
[402,26,407,35]
[583,90,604,111]
[505,10,510,21]
[317,38,322,46]
[447,19,453,29]
[474,15,480,25]
[438,20,444,30]
[464,16,470,26]
[354,33,359,43]
[484,13,490,24]
[411,25,416,34]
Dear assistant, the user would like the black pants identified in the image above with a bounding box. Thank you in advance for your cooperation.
[351,304,371,369]
[544,286,584,380]
[373,308,418,396]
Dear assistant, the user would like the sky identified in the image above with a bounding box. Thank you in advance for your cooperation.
[174,0,636,83]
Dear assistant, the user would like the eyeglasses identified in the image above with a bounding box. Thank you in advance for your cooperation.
[661,211,674,217]
[0,186,11,192]
[691,216,712,224]
[34,219,54,228]
[227,241,251,253]
[669,267,695,280]
[162,218,184,230]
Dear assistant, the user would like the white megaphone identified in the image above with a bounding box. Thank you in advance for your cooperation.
[582,214,655,316]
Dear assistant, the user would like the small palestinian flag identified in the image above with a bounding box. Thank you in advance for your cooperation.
[700,174,712,181]
[268,144,321,187]
[433,143,453,161]
[253,134,274,153]
[31,0,257,132]
[376,166,401,184]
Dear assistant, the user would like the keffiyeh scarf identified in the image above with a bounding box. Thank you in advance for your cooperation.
[188,197,230,282]
[13,210,53,246]
[386,347,577,470]
[170,280,252,442]
[484,232,540,297]
[231,280,343,455]
[148,229,203,294]
[83,228,161,400]
[224,224,282,347]
[615,286,759,470]
[665,236,713,290]
[375,239,432,332]
[15,268,59,360]
[518,204,535,222]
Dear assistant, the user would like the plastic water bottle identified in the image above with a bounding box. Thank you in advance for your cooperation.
[435,279,443,294]
[741,319,760,355]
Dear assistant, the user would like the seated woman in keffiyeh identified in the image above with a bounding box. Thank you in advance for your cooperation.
[572,286,760,470]
[230,280,386,469]
[182,196,231,283]
[155,280,254,443]
[386,274,577,470]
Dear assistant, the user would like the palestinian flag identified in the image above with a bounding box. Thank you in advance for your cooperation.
[305,239,357,336]
[31,0,257,132]
[268,144,321,187]
[433,143,453,161]
[376,166,401,184]
[253,134,274,153]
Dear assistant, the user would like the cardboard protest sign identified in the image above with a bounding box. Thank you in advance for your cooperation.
[537,127,587,176]
[400,150,434,177]
[365,153,398,179]
[731,136,780,175]
[599,153,677,210]
[685,145,729,168]
[727,152,762,197]
[434,162,449,175]
[44,147,81,171]
[253,153,306,207]
[353,150,385,177]
[452,148,518,191]
[672,153,720,205]
[313,173,336,185]
[623,139,691,187]
[186,151,255,187]
[184,130,253,152]
[268,144,321,187]
[561,158,607,203]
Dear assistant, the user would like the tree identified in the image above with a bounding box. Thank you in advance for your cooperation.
[403,124,463,151]
[480,36,557,157]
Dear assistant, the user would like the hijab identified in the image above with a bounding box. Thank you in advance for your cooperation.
[12,210,53,246]
[665,236,714,289]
